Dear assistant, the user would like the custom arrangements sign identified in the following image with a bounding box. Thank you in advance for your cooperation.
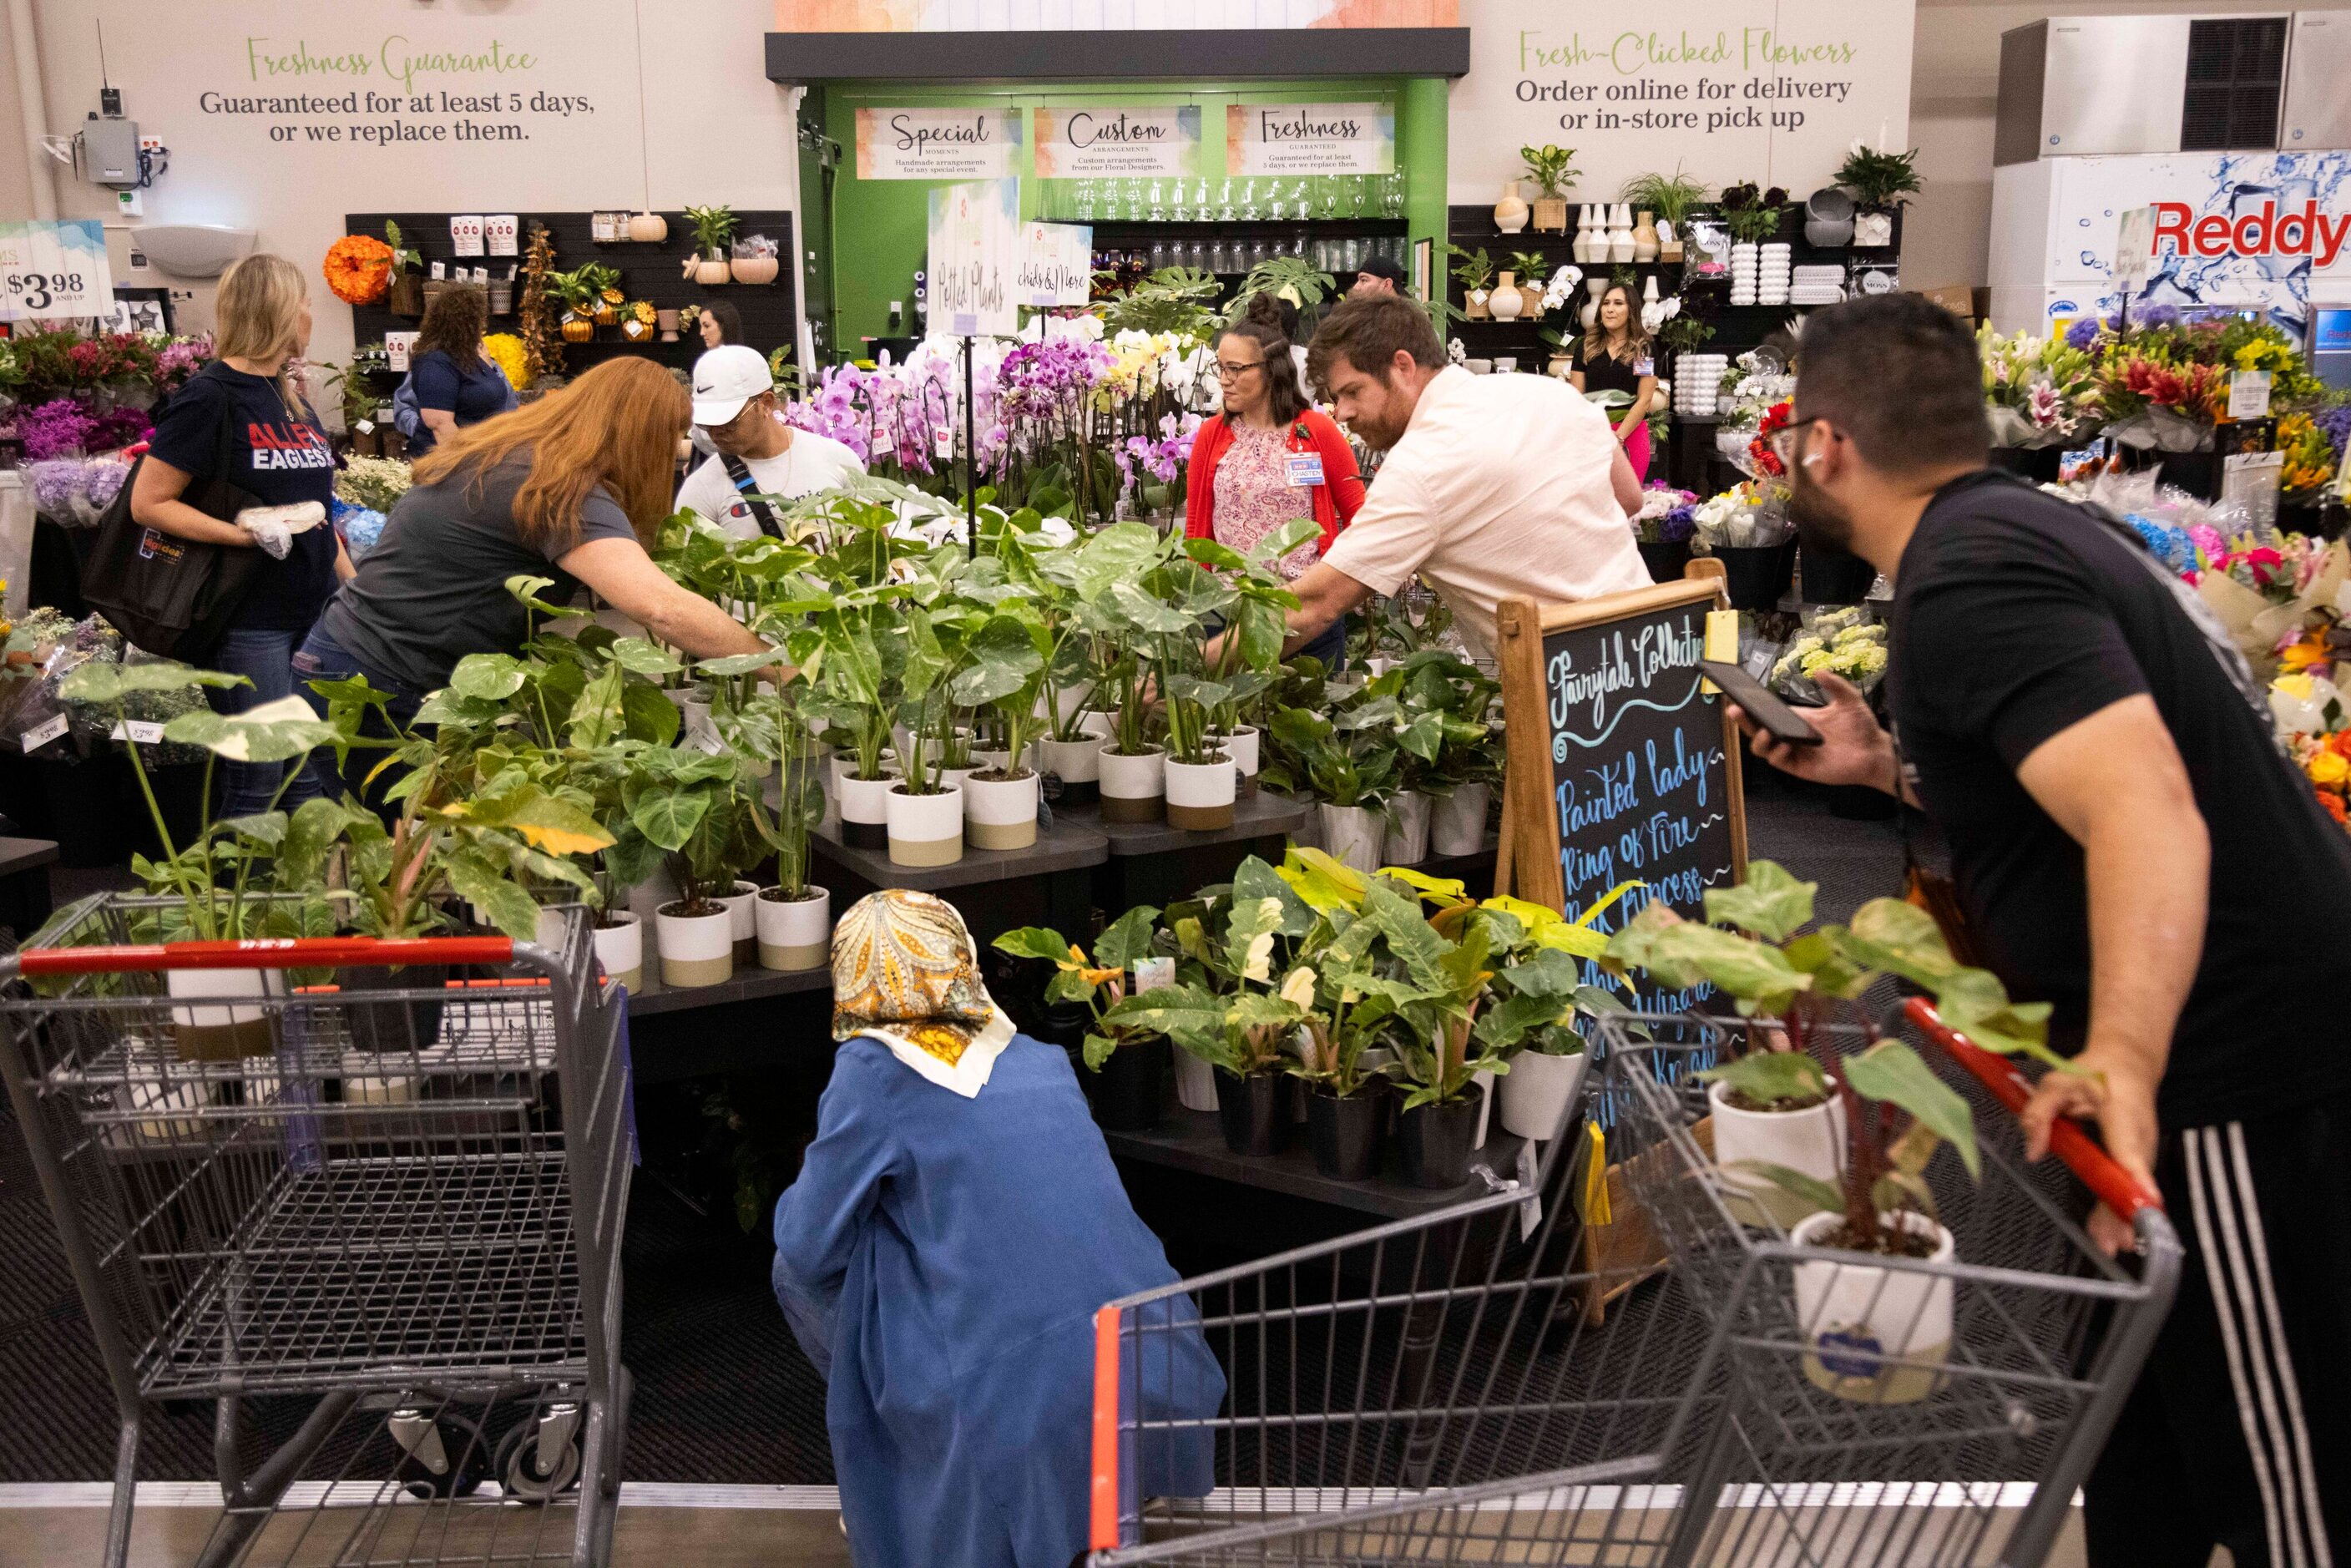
[1226,102,1395,176]
[856,106,1023,180]
[928,178,1022,337]
[1033,105,1201,180]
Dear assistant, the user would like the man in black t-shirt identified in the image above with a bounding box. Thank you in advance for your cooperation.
[1734,295,2348,1568]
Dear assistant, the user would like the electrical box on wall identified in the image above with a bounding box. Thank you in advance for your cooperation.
[77,113,142,187]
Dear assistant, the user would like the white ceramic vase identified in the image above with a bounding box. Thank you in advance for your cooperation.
[656,901,733,989]
[1791,1211,1955,1405]
[886,783,964,868]
[168,967,281,1062]
[1709,1078,1848,1229]
[593,913,644,993]
[1488,274,1524,322]
[1500,1050,1590,1141]
[756,885,832,972]
[1165,754,1237,832]
[1174,1049,1219,1112]
[1040,735,1105,807]
[964,768,1039,850]
[1099,746,1166,823]
[1494,181,1529,235]
[719,880,760,967]
[1211,726,1260,796]
[835,770,897,851]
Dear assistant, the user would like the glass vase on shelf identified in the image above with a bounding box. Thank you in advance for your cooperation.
[1382,170,1407,218]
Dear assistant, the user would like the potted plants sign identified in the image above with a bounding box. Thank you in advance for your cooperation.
[994,905,1168,1131]
[1833,142,1920,249]
[685,205,739,285]
[1521,144,1581,233]
[1605,861,2079,1403]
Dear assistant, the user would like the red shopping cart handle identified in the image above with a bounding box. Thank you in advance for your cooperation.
[16,935,518,976]
[1904,997,2162,1222]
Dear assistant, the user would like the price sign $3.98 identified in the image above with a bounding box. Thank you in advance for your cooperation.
[5,271,86,314]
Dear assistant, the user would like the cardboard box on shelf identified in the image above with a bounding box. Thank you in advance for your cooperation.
[1913,285,1976,322]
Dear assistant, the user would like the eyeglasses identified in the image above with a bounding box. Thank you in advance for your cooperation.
[1770,415,1829,467]
[1215,359,1266,382]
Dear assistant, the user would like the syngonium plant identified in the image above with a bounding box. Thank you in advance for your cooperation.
[1601,860,2076,1253]
[993,904,1163,1070]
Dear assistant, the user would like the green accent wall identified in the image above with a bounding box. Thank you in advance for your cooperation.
[820,78,1449,355]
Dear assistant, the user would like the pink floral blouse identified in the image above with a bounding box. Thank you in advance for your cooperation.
[1210,422,1322,581]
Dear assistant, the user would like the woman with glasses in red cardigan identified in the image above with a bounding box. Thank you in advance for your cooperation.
[1185,294,1367,670]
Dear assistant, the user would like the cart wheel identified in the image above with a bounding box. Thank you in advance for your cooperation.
[495,1413,583,1503]
[389,1409,490,1500]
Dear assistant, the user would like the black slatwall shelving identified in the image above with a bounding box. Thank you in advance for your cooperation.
[1442,202,1904,494]
[343,210,798,388]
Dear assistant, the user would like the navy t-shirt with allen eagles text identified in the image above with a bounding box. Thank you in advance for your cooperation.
[147,362,339,632]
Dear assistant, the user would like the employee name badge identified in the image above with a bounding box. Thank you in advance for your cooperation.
[1285,453,1326,488]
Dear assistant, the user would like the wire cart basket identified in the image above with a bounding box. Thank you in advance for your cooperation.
[0,896,634,1568]
[1085,999,2182,1567]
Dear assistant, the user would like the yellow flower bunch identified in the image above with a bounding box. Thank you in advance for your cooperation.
[482,331,530,392]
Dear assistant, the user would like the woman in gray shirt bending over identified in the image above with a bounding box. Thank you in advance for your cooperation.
[298,357,766,787]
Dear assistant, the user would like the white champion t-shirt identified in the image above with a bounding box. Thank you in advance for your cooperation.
[674,427,867,540]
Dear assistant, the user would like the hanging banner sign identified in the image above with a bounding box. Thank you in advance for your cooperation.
[1033,105,1201,180]
[2114,206,2159,292]
[1018,221,1095,308]
[856,107,1023,180]
[928,178,1022,337]
[0,220,116,322]
[1226,102,1395,176]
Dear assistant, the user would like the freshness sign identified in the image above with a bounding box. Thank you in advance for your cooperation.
[1226,102,1395,177]
[0,220,114,322]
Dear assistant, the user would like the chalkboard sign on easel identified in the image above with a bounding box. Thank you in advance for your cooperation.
[1493,565,1748,1009]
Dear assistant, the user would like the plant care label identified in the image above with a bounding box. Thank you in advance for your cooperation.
[2229,371,2273,420]
[449,215,485,258]
[1132,955,1176,994]
[0,219,115,323]
[1225,102,1395,177]
[109,721,165,745]
[485,215,519,256]
[385,331,417,372]
[20,712,67,752]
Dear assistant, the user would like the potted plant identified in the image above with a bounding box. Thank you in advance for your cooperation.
[1363,878,1513,1187]
[619,300,657,343]
[1267,705,1396,873]
[882,606,968,869]
[949,607,1052,851]
[1620,169,1707,263]
[1449,245,1496,321]
[1834,142,1921,248]
[699,651,832,974]
[615,742,766,989]
[1520,144,1581,232]
[1716,183,1792,247]
[1505,253,1547,321]
[549,269,599,343]
[995,905,1168,1130]
[384,220,424,316]
[1396,653,1502,858]
[685,205,738,285]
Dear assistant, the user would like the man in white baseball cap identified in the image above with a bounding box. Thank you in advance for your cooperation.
[675,344,865,541]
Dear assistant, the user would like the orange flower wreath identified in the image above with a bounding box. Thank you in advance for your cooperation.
[323,235,394,306]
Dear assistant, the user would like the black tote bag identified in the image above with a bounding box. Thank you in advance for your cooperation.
[80,392,268,663]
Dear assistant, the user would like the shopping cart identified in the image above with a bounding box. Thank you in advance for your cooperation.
[0,895,633,1568]
[1085,1001,2180,1567]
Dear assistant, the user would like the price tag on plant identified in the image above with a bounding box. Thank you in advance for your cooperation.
[0,220,115,322]
[19,712,68,752]
[1132,955,1175,994]
[109,721,166,745]
[2228,371,2273,421]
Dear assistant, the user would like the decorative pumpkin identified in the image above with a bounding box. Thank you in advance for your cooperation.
[561,311,597,344]
[324,235,395,305]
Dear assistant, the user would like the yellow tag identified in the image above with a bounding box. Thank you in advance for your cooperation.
[1581,1124,1612,1226]
[1701,609,1739,695]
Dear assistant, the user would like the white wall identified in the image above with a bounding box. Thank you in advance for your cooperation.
[0,0,798,372]
[1904,0,2313,291]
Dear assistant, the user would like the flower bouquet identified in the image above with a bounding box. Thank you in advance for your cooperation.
[1979,325,2101,448]
[26,455,131,527]
[1633,483,1699,580]
[1769,605,1888,701]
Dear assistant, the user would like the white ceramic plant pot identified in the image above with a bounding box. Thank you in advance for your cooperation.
[695,255,734,286]
[1076,709,1117,743]
[756,885,831,973]
[1499,1050,1590,1141]
[1164,754,1236,832]
[1211,726,1260,797]
[964,768,1039,850]
[1099,746,1166,824]
[592,913,644,993]
[1430,782,1491,857]
[720,880,760,966]
[1709,1078,1848,1230]
[942,764,978,801]
[627,211,668,243]
[970,746,1013,773]
[1054,684,1092,726]
[887,783,964,867]
[1791,1210,1955,1405]
[836,769,897,852]
[1488,275,1524,322]
[1040,735,1105,807]
[656,900,734,989]
[731,255,780,286]
[534,906,569,953]
[625,862,680,926]
[1853,210,1895,247]
[168,967,281,1062]
[1383,791,1431,865]
[1174,1048,1219,1113]
[1320,803,1385,874]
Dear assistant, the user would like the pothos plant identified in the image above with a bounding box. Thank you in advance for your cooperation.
[1603,860,2070,1256]
[993,904,1163,1070]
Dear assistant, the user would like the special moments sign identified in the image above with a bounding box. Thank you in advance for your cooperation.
[1226,102,1395,176]
[857,106,1023,180]
[1033,105,1201,180]
[928,178,1021,337]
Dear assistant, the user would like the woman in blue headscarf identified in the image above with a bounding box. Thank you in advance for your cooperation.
[772,889,1224,1568]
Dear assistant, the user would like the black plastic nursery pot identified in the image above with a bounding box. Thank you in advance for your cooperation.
[1307,1082,1386,1181]
[1798,547,1878,605]
[1397,1085,1484,1189]
[1090,1036,1169,1133]
[1215,1068,1288,1156]
[1715,543,1795,611]
[340,963,451,1055]
[1636,540,1692,584]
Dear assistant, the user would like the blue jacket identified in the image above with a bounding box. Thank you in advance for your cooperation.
[773,1033,1223,1568]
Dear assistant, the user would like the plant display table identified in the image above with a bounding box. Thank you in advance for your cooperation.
[1101,1105,1533,1221]
[1063,791,1308,910]
[808,812,1106,945]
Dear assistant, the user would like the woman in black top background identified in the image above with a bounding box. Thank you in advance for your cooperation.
[131,252,351,815]
[1570,282,1658,483]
